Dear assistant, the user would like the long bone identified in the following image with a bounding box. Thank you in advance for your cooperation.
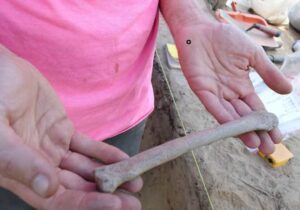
[95,111,278,193]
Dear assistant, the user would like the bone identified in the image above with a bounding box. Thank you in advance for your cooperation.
[95,111,278,193]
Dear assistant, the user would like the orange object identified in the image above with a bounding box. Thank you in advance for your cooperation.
[258,143,294,168]
[215,10,280,48]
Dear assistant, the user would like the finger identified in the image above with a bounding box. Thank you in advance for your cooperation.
[0,124,59,197]
[231,98,276,152]
[243,92,265,111]
[257,131,275,154]
[71,134,143,192]
[231,99,261,148]
[60,151,143,192]
[60,151,102,181]
[0,179,123,210]
[197,91,234,123]
[243,93,283,144]
[252,46,292,94]
[120,177,143,193]
[59,165,143,193]
[238,132,260,149]
[70,133,143,193]
[70,132,129,164]
[51,190,123,210]
[59,169,96,191]
[115,191,141,210]
[219,99,261,147]
[269,128,283,144]
[220,98,240,120]
[54,188,141,210]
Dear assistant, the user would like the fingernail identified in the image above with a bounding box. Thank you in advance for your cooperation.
[31,174,49,196]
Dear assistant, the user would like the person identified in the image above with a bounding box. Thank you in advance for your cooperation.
[0,0,292,210]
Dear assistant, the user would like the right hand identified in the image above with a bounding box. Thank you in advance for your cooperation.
[0,45,142,210]
[175,23,292,154]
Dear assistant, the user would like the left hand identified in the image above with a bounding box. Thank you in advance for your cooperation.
[175,23,292,154]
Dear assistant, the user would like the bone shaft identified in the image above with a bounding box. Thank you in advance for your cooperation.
[117,112,269,177]
[95,111,278,192]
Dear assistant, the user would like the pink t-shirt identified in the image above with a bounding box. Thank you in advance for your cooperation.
[0,1,159,140]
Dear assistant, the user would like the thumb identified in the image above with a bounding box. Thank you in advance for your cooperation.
[0,124,59,198]
[252,46,292,94]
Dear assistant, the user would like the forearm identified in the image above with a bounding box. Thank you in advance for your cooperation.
[159,0,216,35]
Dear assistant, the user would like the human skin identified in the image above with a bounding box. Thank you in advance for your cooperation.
[0,45,142,210]
[160,0,292,154]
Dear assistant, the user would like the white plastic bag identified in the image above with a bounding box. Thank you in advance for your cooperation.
[251,0,290,25]
[289,1,300,31]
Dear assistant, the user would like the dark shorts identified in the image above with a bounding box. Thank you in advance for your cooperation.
[104,119,146,157]
[0,120,146,209]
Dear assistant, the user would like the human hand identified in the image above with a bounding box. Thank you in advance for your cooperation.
[0,45,142,210]
[175,23,292,154]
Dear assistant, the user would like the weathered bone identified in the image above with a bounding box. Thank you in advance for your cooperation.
[95,111,278,193]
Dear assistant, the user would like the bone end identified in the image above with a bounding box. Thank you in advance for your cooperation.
[252,111,279,131]
[95,168,119,193]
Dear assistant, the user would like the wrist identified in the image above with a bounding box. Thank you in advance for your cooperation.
[160,0,217,35]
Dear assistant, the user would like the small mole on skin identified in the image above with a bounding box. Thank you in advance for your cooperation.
[115,63,119,73]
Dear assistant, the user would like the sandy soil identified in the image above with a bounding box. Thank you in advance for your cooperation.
[138,15,300,210]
